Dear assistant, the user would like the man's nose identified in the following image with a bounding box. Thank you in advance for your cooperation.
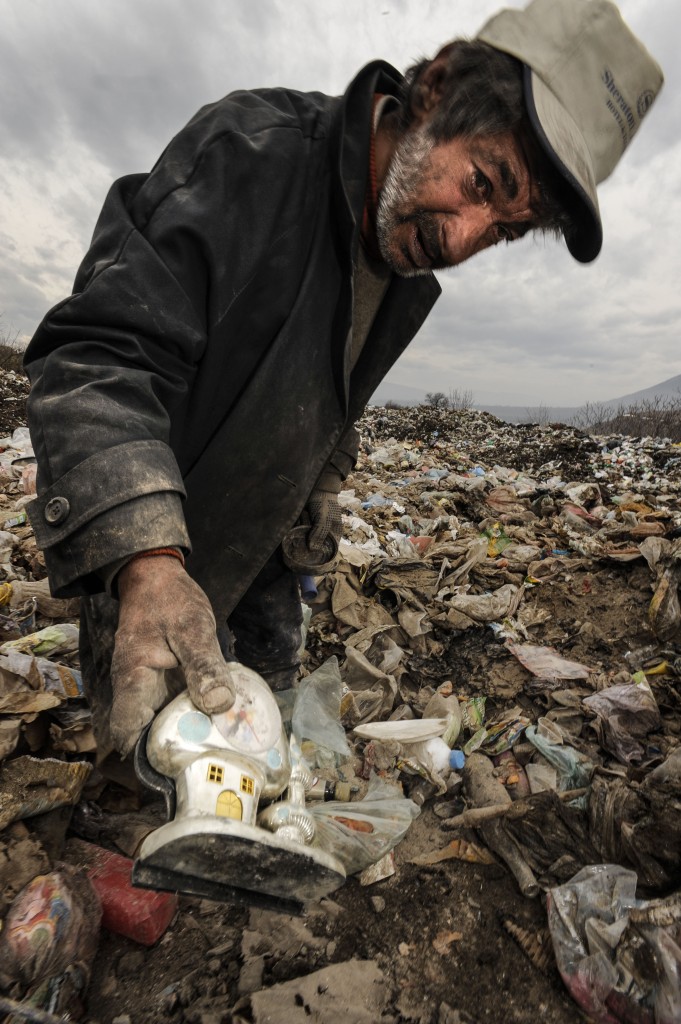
[442,207,495,265]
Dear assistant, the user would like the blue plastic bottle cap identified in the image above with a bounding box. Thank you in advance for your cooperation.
[449,749,465,770]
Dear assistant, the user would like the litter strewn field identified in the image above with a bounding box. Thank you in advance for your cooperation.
[0,384,679,1024]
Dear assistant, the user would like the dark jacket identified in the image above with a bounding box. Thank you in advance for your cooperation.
[24,61,441,623]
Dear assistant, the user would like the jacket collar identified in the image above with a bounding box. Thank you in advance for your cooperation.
[329,60,406,271]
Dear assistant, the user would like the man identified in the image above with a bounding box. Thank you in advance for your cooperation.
[24,0,662,759]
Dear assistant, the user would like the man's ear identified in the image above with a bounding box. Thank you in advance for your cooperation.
[410,43,456,123]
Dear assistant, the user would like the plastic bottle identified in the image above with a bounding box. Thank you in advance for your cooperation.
[306,777,354,802]
[407,737,453,777]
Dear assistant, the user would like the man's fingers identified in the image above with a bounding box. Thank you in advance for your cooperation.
[184,656,236,716]
[110,665,169,757]
[307,521,327,552]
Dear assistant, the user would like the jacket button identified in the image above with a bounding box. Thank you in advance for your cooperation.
[45,496,70,525]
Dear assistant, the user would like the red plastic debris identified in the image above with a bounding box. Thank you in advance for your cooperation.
[68,838,178,946]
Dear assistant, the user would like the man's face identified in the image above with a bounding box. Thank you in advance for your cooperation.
[376,124,538,277]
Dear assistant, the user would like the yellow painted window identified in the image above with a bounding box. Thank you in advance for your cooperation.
[240,775,255,795]
[207,763,224,784]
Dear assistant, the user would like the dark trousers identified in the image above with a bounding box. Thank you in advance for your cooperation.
[80,548,303,754]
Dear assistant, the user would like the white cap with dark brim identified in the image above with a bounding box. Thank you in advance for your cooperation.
[477,0,663,262]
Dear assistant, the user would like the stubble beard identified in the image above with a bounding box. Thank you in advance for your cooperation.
[376,125,434,278]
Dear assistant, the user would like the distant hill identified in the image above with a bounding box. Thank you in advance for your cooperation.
[370,373,681,424]
[606,374,681,408]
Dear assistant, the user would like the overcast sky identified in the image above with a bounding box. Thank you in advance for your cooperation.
[1,0,678,407]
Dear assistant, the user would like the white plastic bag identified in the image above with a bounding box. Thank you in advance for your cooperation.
[311,775,420,874]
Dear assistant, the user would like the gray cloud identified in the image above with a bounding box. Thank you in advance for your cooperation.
[0,0,678,406]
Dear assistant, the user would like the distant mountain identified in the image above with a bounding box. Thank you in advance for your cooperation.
[370,373,681,425]
[606,373,681,408]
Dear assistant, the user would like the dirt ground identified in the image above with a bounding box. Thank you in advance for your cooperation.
[0,388,679,1024]
[82,555,652,1024]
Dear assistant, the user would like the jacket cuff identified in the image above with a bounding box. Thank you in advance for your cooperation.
[324,424,360,481]
[99,555,134,597]
[37,490,191,597]
[28,439,185,549]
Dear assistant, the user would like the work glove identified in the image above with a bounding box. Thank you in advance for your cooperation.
[282,426,360,575]
[282,471,343,574]
[110,554,236,757]
[307,471,344,554]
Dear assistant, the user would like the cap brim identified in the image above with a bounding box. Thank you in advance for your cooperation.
[523,66,603,263]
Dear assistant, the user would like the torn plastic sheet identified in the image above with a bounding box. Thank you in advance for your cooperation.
[498,543,543,571]
[547,864,681,1024]
[587,762,681,892]
[341,636,400,726]
[397,605,432,637]
[485,486,529,515]
[507,643,592,681]
[447,584,523,623]
[366,559,441,605]
[346,627,404,675]
[328,571,396,632]
[291,656,351,760]
[311,774,420,875]
[526,723,593,796]
[583,674,661,764]
[438,536,488,588]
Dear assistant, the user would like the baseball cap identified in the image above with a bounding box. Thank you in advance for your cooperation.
[477,0,663,262]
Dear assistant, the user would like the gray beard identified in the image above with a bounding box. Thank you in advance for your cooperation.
[376,125,434,278]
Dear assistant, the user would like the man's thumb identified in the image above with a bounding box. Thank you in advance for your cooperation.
[185,655,237,715]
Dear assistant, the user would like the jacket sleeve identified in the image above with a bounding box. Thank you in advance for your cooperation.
[25,98,306,597]
[321,424,361,483]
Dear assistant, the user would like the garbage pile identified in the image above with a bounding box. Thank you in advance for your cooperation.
[305,405,681,1022]
[0,393,679,1024]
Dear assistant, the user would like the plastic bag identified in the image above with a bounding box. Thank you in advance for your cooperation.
[526,722,593,795]
[583,674,661,764]
[291,656,351,765]
[507,642,592,681]
[311,774,420,875]
[547,864,681,1024]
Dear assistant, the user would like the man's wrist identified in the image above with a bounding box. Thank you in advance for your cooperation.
[314,470,343,494]
[129,547,185,568]
[107,547,185,598]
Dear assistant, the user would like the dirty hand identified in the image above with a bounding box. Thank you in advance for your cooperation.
[110,554,235,757]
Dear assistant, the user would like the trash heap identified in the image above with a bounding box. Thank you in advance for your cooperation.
[304,405,681,1024]
[0,392,679,1024]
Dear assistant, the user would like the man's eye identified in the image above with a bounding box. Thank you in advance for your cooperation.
[495,225,513,243]
[473,170,491,198]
